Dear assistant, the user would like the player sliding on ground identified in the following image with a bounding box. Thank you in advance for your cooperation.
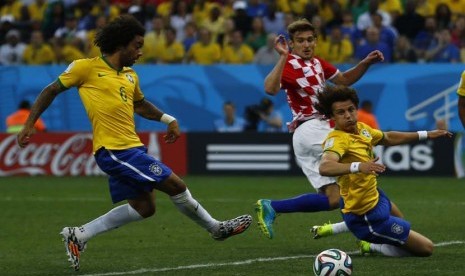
[315,85,452,257]
[16,15,252,271]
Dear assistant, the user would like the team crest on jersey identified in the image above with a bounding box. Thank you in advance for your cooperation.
[149,163,162,175]
[391,223,404,235]
[361,129,371,138]
[125,73,134,84]
[324,138,334,150]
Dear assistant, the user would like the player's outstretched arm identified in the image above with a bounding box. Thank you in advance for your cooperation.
[333,50,384,86]
[380,129,452,146]
[17,80,66,148]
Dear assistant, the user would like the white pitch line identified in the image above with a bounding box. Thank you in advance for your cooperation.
[81,241,464,276]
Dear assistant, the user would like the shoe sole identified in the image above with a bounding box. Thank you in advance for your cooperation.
[254,200,273,239]
[61,229,80,271]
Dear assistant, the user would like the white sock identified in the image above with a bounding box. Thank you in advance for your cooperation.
[370,243,413,257]
[78,203,143,241]
[170,189,219,232]
[332,221,349,234]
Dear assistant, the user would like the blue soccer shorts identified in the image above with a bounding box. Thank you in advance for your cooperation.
[94,146,172,203]
[342,189,411,246]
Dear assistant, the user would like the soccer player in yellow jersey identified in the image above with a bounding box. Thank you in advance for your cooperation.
[458,70,465,128]
[16,15,251,271]
[316,85,451,257]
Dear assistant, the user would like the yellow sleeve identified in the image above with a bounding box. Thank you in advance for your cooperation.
[243,45,254,63]
[323,131,348,158]
[458,71,465,96]
[58,59,89,88]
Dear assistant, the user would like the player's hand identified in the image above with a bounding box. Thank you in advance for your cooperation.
[427,130,453,139]
[164,120,180,144]
[363,50,384,65]
[17,126,35,148]
[360,157,386,176]
[274,35,289,56]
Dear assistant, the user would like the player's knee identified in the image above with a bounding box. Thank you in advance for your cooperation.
[419,240,434,257]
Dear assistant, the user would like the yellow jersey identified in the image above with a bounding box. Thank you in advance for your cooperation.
[323,122,384,215]
[188,42,222,65]
[458,70,465,97]
[58,56,144,153]
[222,44,254,64]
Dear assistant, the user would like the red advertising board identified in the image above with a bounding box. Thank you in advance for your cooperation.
[0,133,187,176]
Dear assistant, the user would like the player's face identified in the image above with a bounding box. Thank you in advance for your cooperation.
[331,100,358,133]
[289,31,317,60]
[120,35,144,66]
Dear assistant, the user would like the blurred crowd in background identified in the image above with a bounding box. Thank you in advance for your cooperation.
[1,0,465,66]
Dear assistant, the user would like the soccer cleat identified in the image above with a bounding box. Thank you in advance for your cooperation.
[211,214,253,241]
[60,227,87,271]
[255,199,276,239]
[358,240,371,255]
[311,222,334,239]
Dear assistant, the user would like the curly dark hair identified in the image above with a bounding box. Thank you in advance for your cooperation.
[315,85,359,118]
[94,15,145,55]
[287,18,316,41]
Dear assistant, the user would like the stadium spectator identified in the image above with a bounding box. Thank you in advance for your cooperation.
[318,25,354,64]
[355,26,392,62]
[316,85,451,257]
[393,0,425,41]
[0,0,24,22]
[450,15,465,49]
[356,0,392,32]
[256,98,284,133]
[0,29,26,65]
[86,15,108,58]
[16,15,252,271]
[232,0,252,38]
[340,10,362,47]
[222,30,254,64]
[371,12,397,51]
[246,0,268,18]
[169,0,192,43]
[413,16,438,62]
[23,30,55,64]
[262,2,285,35]
[424,29,460,63]
[53,14,87,43]
[90,0,120,22]
[357,100,379,129]
[255,18,384,239]
[182,21,197,52]
[415,0,435,18]
[245,16,267,52]
[6,100,46,133]
[458,70,465,129]
[142,15,165,63]
[51,37,85,64]
[217,17,235,48]
[253,33,280,65]
[186,27,221,64]
[27,0,48,22]
[201,5,225,45]
[41,0,65,40]
[378,0,403,21]
[156,26,185,64]
[214,101,246,132]
[393,35,418,63]
[434,3,452,30]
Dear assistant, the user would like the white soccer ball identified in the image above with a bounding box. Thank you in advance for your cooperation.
[313,249,353,276]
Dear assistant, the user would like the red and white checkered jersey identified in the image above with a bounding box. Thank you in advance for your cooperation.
[281,54,339,132]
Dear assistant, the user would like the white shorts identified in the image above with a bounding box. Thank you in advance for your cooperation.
[292,119,336,190]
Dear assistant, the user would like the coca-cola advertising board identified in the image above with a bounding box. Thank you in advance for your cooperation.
[0,133,187,176]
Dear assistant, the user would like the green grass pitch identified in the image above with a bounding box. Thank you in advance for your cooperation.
[0,176,463,275]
